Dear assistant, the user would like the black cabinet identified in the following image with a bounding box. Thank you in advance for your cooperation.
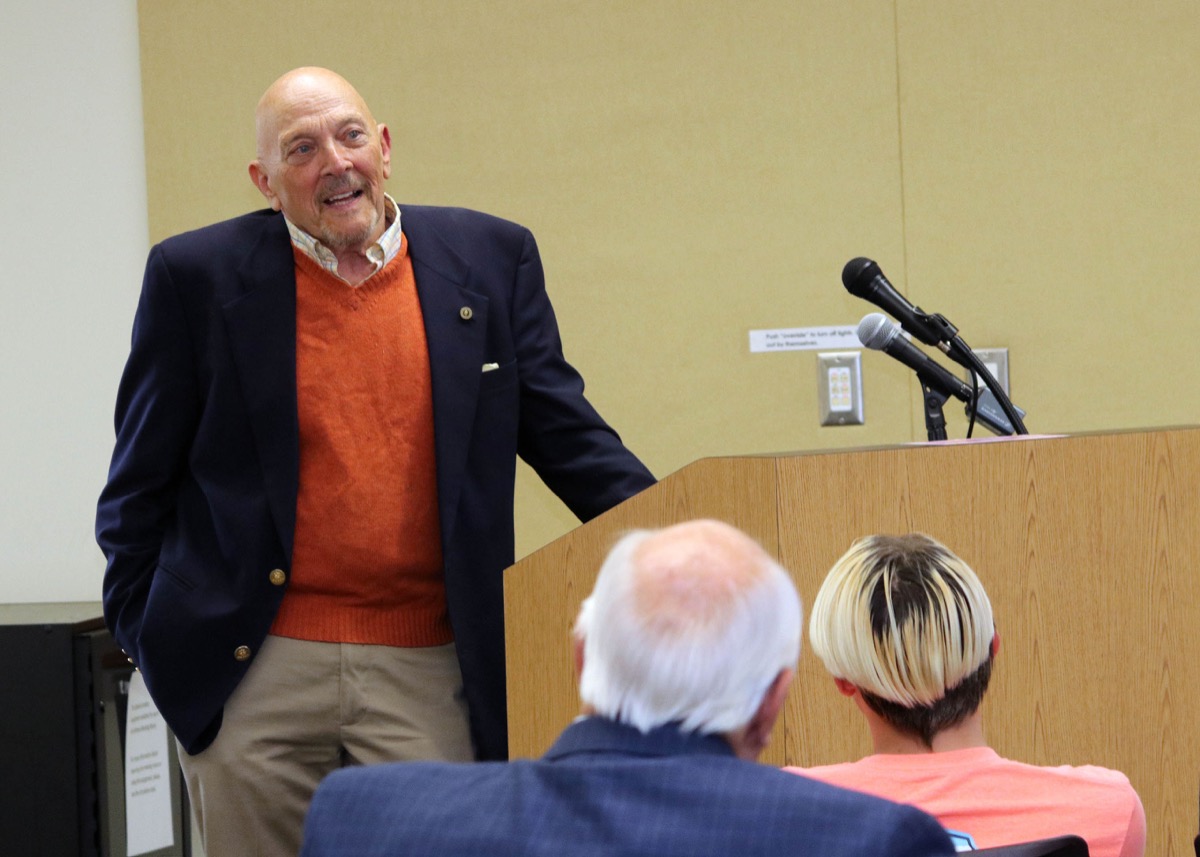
[0,603,189,857]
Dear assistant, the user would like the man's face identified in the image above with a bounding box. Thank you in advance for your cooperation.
[251,72,392,254]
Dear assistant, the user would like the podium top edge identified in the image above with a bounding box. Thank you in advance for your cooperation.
[699,424,1200,463]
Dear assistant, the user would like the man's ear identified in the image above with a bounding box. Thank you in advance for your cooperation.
[833,677,859,697]
[248,161,281,210]
[378,123,392,180]
[991,630,1000,658]
[737,668,793,759]
[573,635,585,680]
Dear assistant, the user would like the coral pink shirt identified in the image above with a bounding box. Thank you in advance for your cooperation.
[787,747,1144,857]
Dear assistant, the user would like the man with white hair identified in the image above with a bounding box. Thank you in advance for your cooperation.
[788,533,1145,856]
[299,519,955,856]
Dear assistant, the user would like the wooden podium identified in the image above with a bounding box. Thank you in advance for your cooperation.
[505,426,1200,855]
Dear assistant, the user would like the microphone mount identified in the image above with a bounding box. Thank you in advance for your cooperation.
[848,257,1032,437]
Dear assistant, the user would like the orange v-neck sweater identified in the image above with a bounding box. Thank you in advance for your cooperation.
[270,240,452,647]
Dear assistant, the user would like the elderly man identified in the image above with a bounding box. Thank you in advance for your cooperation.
[788,533,1145,856]
[299,520,956,857]
[96,67,654,856]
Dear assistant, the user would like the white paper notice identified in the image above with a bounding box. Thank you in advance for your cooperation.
[124,671,175,855]
[748,325,861,353]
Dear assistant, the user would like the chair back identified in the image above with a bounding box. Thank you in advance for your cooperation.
[970,835,1088,856]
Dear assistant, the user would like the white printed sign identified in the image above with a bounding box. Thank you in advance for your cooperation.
[748,325,861,353]
[124,671,175,855]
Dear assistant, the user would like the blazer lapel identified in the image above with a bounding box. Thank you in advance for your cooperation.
[220,215,300,559]
[402,209,488,549]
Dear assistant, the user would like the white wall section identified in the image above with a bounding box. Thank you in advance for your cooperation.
[0,1,147,602]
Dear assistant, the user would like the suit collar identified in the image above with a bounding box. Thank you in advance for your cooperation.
[235,209,295,287]
[398,206,487,547]
[399,204,471,284]
[544,717,736,763]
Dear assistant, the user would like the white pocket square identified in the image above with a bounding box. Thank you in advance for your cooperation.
[482,362,500,373]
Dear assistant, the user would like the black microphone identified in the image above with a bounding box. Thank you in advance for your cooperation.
[842,258,964,358]
[857,313,1019,436]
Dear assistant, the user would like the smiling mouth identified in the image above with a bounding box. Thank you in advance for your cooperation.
[324,189,364,207]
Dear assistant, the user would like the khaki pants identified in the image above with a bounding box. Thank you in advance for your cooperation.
[177,634,473,857]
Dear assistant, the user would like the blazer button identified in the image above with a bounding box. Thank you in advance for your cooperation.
[234,645,252,662]
[269,568,286,586]
[459,306,473,320]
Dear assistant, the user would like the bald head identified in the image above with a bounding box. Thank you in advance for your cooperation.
[254,68,378,161]
[248,67,392,258]
[628,520,774,639]
[574,519,802,743]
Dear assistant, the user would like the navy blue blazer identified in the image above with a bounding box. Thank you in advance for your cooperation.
[96,206,654,759]
[300,717,956,857]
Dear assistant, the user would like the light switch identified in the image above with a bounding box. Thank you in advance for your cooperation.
[817,352,864,426]
[965,348,1009,395]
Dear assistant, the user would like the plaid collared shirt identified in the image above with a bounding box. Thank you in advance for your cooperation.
[284,194,403,285]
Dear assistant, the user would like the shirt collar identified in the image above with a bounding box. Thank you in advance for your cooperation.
[283,194,403,284]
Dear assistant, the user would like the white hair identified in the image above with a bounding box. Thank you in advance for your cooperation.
[574,521,802,735]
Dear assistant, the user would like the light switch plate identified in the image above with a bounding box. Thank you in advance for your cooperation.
[817,351,864,426]
[966,348,1009,395]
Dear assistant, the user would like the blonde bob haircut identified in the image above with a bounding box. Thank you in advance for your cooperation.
[808,533,993,709]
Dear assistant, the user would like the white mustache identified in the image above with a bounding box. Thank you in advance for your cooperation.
[321,178,363,200]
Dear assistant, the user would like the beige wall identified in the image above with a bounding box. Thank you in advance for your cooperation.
[138,0,1200,560]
